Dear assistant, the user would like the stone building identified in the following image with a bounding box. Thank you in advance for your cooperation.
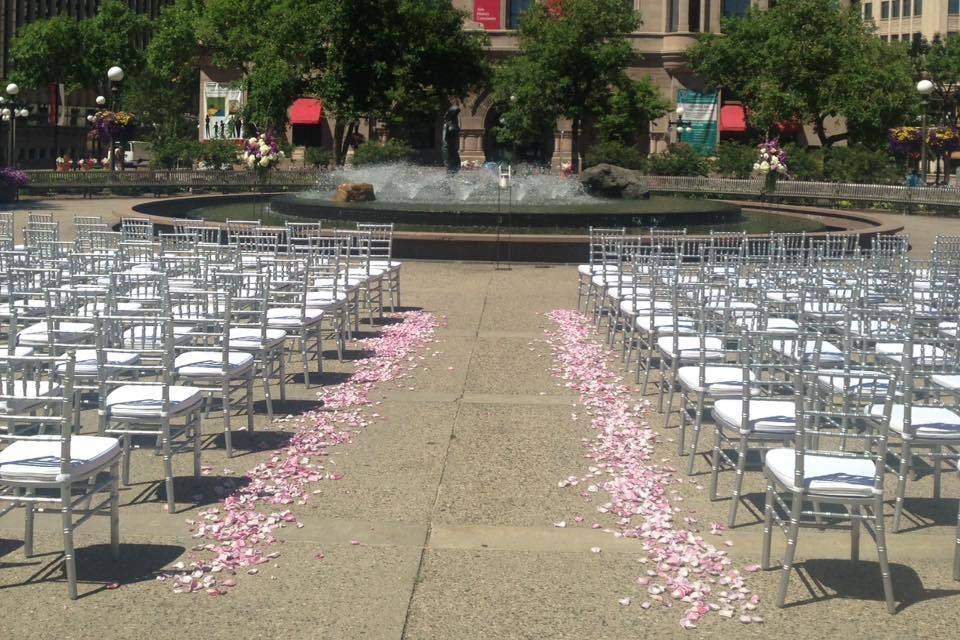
[0,0,169,168]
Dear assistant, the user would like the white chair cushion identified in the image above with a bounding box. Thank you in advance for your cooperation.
[656,336,724,360]
[734,316,799,334]
[0,299,47,317]
[578,264,617,276]
[0,435,120,482]
[55,349,140,376]
[876,343,948,364]
[18,321,95,346]
[370,260,401,270]
[713,399,797,435]
[677,366,757,396]
[871,404,960,440]
[703,300,758,311]
[226,327,287,350]
[931,374,960,392]
[765,448,878,497]
[106,384,203,418]
[621,300,672,316]
[591,273,632,286]
[266,307,324,328]
[0,380,61,413]
[312,278,360,292]
[817,371,891,395]
[174,351,254,377]
[770,339,843,363]
[610,287,651,301]
[765,291,800,303]
[939,321,957,337]
[122,324,194,348]
[636,315,695,335]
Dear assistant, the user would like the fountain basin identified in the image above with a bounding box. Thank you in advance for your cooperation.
[269,191,743,230]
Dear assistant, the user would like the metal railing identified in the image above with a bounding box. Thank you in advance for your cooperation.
[17,169,960,208]
[21,168,319,191]
[641,175,960,207]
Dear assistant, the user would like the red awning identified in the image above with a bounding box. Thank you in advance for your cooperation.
[289,98,324,125]
[720,104,747,133]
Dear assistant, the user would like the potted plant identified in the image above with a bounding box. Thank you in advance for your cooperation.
[0,166,28,202]
[753,139,789,193]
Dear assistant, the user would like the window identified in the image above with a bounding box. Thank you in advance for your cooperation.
[914,0,921,14]
[722,0,750,17]
[508,0,533,29]
[891,0,899,17]
[881,0,889,18]
[891,34,899,41]
[668,0,680,31]
[950,0,959,15]
[864,2,873,18]
[903,0,910,16]
[689,0,701,32]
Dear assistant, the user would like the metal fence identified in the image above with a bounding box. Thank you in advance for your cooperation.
[641,175,960,208]
[18,169,960,208]
[21,168,319,191]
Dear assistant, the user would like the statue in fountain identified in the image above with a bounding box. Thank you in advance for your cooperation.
[442,106,462,174]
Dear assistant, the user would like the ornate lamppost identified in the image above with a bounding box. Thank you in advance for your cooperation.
[917,79,934,184]
[669,105,693,144]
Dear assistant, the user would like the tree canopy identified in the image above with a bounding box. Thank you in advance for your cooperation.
[9,0,150,91]
[493,0,666,170]
[688,0,917,147]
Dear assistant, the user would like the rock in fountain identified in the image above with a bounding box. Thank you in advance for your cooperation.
[333,182,376,203]
[580,163,650,200]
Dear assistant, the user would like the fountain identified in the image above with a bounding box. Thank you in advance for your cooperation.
[268,163,746,232]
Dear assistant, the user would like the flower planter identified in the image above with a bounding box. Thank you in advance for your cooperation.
[0,184,18,203]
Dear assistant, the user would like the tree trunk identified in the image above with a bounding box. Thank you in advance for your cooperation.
[334,120,358,166]
[814,115,829,148]
[571,117,581,174]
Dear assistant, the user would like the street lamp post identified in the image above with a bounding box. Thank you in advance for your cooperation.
[917,79,934,185]
[669,105,693,144]
[3,84,29,168]
[105,66,123,172]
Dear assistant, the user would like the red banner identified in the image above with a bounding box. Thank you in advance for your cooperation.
[474,0,501,30]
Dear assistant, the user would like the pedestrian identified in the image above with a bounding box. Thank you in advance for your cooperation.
[907,169,921,188]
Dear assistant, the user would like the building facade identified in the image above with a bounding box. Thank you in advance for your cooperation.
[0,0,169,168]
[248,0,843,170]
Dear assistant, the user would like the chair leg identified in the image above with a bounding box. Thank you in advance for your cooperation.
[954,495,960,581]
[301,334,312,388]
[192,416,202,479]
[246,376,254,431]
[110,462,120,560]
[933,445,942,499]
[223,381,233,458]
[121,433,131,485]
[278,351,287,401]
[850,505,861,563]
[892,443,912,532]
[686,393,707,469]
[775,492,804,608]
[761,479,776,569]
[872,497,897,614]
[61,487,78,600]
[728,435,750,528]
[162,428,175,514]
[23,489,35,557]
[709,427,722,501]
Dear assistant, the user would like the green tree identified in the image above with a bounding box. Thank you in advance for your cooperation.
[312,0,487,164]
[493,0,657,171]
[914,34,960,127]
[688,0,917,147]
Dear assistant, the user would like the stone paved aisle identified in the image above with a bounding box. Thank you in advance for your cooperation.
[0,261,958,639]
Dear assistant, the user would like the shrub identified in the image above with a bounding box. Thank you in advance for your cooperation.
[149,138,200,169]
[783,143,825,181]
[0,166,29,188]
[199,139,239,169]
[713,142,755,178]
[822,145,902,185]
[304,146,334,168]
[351,139,415,166]
[584,140,645,170]
[645,143,709,176]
